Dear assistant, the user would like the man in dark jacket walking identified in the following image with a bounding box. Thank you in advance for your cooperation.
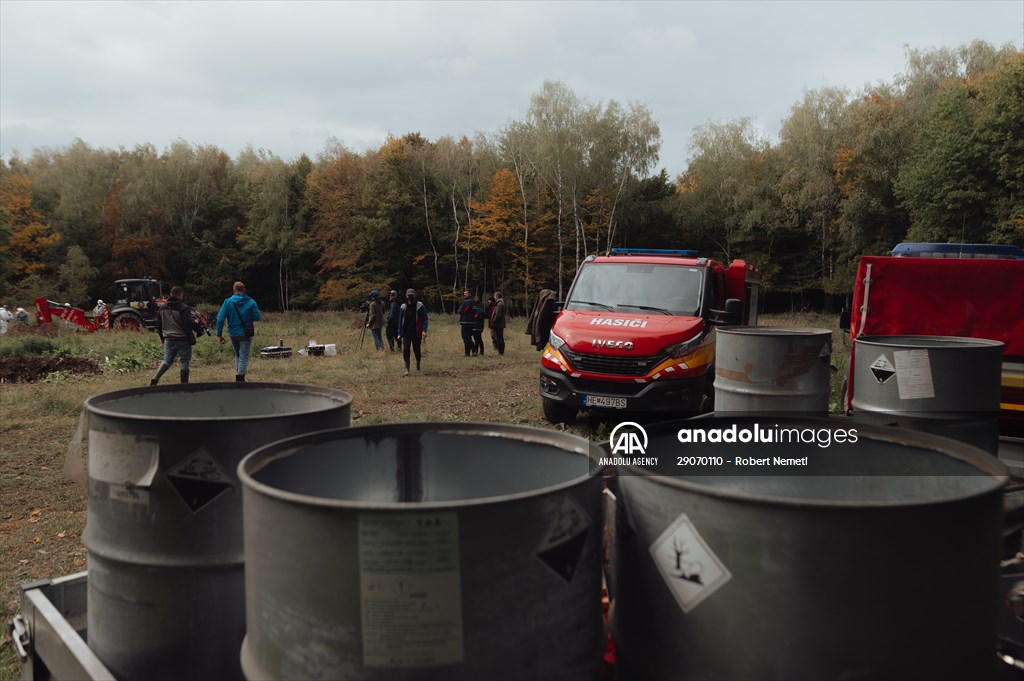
[398,288,428,375]
[150,286,199,385]
[457,289,478,357]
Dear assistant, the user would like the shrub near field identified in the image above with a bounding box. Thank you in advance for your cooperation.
[0,311,845,679]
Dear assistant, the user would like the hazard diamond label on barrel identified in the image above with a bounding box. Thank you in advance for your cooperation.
[650,513,731,614]
[869,353,896,384]
[535,494,590,584]
[165,447,234,513]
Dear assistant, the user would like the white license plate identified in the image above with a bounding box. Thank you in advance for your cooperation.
[584,395,627,409]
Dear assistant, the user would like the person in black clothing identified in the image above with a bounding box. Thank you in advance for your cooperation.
[366,290,386,351]
[490,290,507,355]
[150,286,198,385]
[472,297,485,356]
[398,288,429,375]
[385,290,400,351]
[458,289,478,356]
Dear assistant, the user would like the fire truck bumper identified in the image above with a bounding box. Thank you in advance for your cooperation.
[539,366,708,413]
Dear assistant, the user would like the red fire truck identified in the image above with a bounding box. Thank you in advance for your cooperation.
[538,249,762,423]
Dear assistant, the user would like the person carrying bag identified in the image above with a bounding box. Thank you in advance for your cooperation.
[215,281,262,381]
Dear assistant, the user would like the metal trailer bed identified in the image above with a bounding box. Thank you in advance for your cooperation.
[10,572,114,681]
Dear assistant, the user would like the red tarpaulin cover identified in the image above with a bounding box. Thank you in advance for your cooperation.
[845,256,1024,413]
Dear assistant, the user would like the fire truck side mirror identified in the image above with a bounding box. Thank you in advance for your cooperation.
[839,308,851,333]
[723,298,741,324]
[709,299,742,325]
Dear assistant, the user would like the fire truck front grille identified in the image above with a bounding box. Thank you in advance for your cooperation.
[560,349,667,376]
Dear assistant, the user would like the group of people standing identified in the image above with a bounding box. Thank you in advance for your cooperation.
[0,305,31,334]
[149,281,261,385]
[146,281,508,386]
[457,289,506,356]
[364,288,429,376]
[364,287,506,374]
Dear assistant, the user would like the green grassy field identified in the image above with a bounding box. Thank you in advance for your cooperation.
[0,310,845,679]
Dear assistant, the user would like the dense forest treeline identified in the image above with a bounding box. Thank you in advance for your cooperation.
[0,41,1020,313]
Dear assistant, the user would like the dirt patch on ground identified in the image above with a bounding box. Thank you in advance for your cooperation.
[0,357,102,383]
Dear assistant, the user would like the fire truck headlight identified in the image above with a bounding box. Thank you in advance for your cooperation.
[548,331,566,351]
[665,335,700,359]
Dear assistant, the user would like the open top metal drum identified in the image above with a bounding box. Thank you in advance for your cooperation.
[83,382,352,681]
[607,415,1007,680]
[237,422,604,680]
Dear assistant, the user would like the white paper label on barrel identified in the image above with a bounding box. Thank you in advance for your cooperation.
[107,483,150,506]
[358,513,464,667]
[893,349,936,399]
[650,513,732,614]
[88,430,160,487]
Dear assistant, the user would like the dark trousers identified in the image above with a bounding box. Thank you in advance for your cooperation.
[460,324,475,355]
[386,325,398,351]
[403,333,422,367]
[491,327,505,354]
[472,329,484,355]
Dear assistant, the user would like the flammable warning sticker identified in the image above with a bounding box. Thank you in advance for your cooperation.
[535,494,590,584]
[650,513,731,614]
[165,447,234,513]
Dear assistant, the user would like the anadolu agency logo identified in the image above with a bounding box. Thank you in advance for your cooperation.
[610,421,648,455]
[598,422,659,468]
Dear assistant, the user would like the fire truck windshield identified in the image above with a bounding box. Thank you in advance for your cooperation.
[565,263,704,316]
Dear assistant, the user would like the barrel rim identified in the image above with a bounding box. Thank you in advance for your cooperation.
[717,326,833,336]
[614,416,1008,508]
[238,421,600,510]
[855,335,1005,349]
[84,382,354,421]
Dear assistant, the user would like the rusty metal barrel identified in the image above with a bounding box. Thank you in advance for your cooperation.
[608,416,1006,680]
[83,383,353,681]
[714,327,833,413]
[237,422,604,680]
[852,335,1004,455]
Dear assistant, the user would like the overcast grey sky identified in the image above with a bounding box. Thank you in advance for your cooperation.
[1,1,1021,178]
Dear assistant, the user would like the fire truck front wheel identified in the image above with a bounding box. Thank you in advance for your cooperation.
[111,312,144,331]
[542,397,579,425]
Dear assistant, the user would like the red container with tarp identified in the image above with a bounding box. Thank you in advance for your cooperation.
[844,255,1024,431]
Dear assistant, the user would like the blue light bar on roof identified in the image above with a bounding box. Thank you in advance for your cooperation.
[609,248,699,257]
[891,242,1024,259]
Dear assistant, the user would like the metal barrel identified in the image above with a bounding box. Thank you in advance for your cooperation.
[83,383,353,681]
[851,335,1004,455]
[237,422,604,680]
[714,327,833,413]
[608,416,1007,680]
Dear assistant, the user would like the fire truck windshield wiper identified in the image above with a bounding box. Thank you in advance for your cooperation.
[617,304,671,315]
[572,300,614,311]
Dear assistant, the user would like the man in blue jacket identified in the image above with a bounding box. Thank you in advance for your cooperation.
[216,281,262,382]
